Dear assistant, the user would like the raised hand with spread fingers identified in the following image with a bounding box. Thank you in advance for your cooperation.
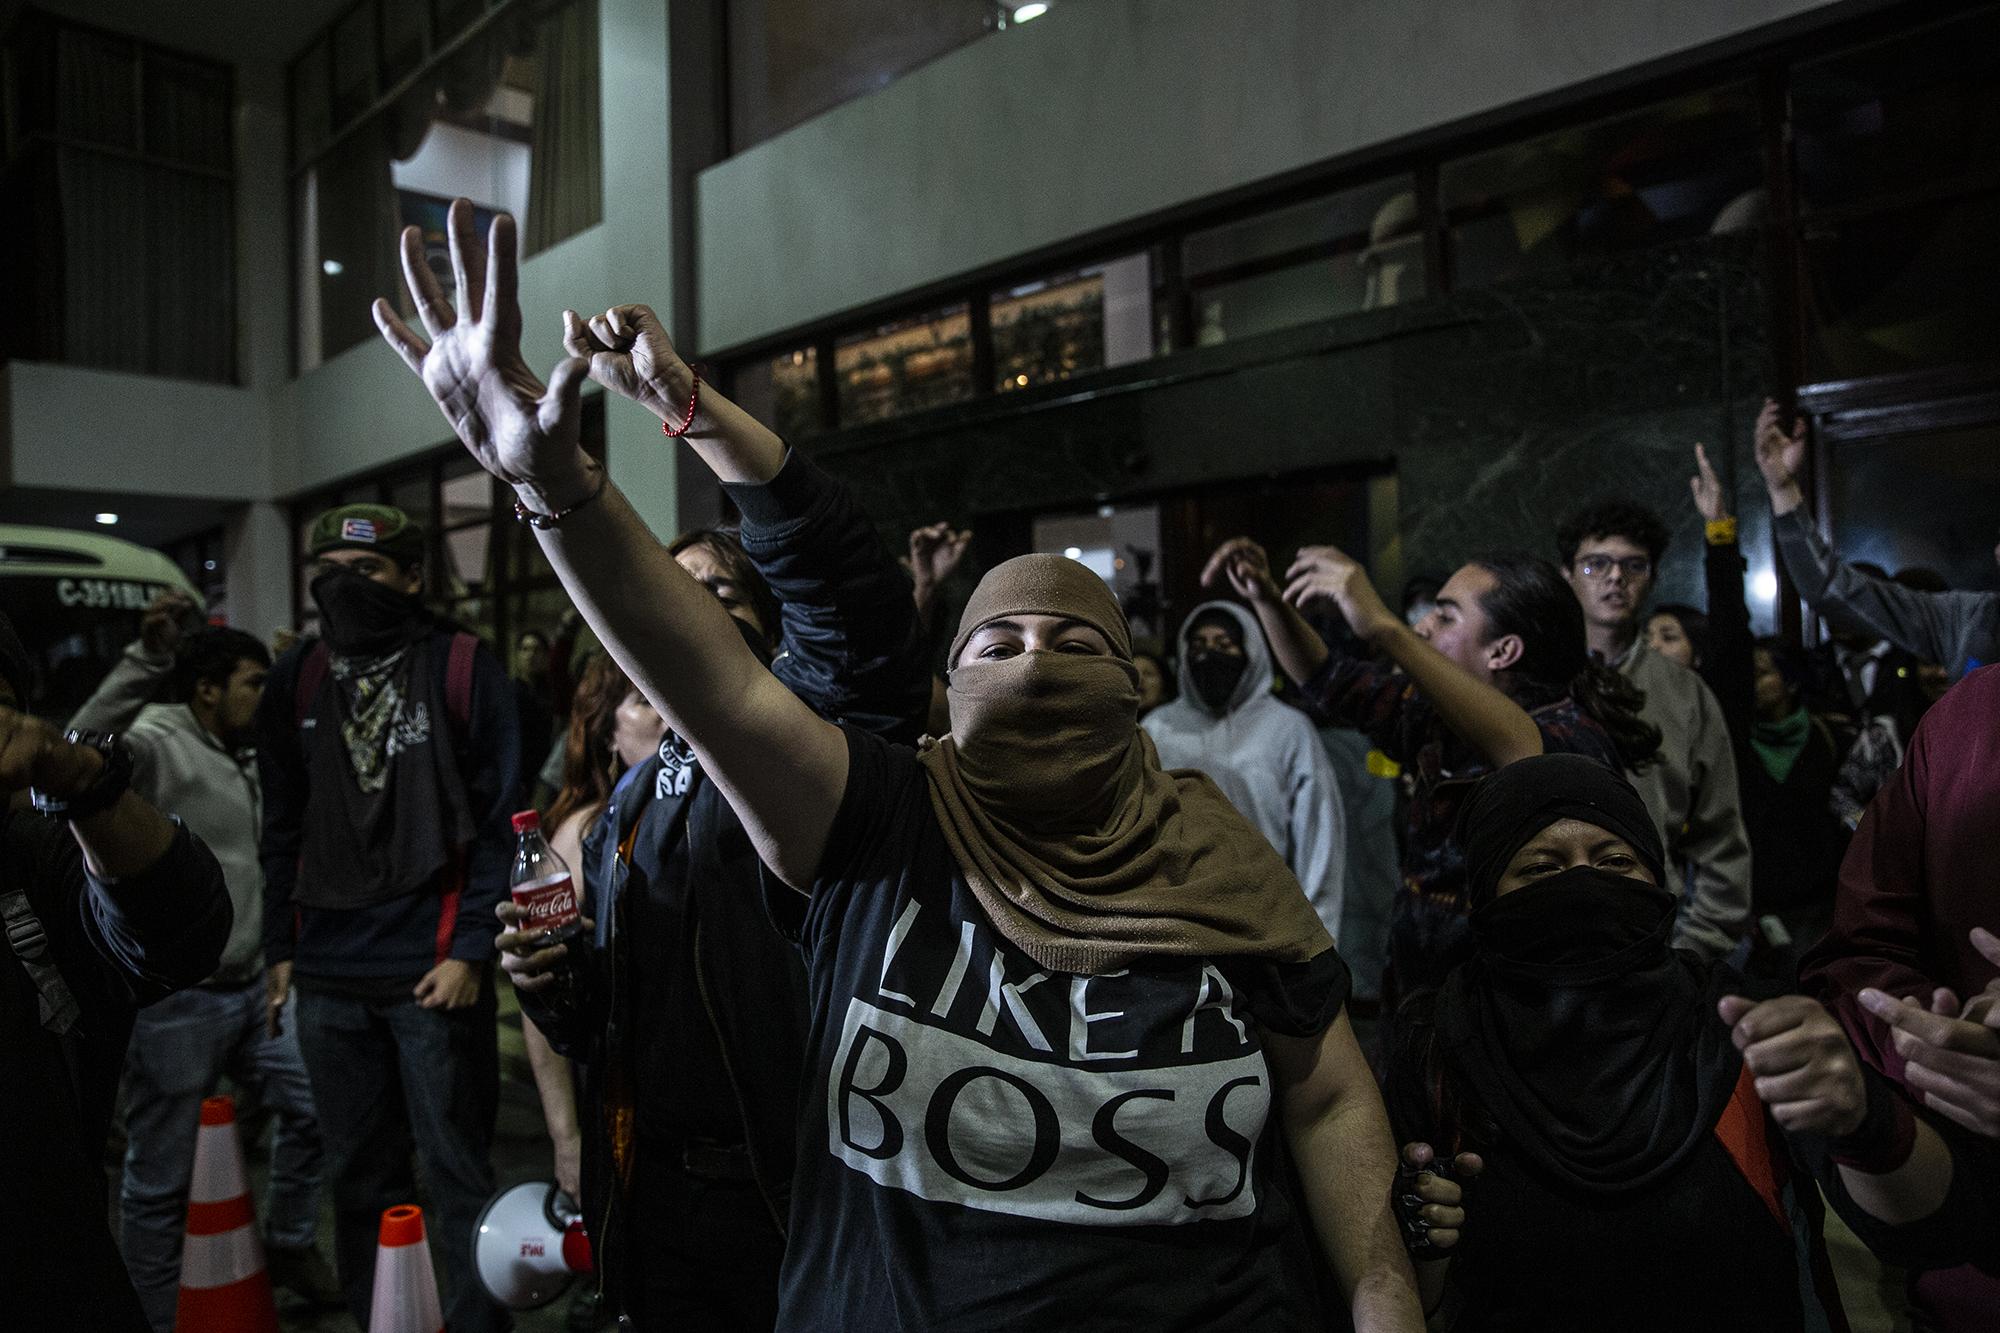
[372,198,598,517]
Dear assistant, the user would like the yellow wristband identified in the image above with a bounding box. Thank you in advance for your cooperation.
[1705,517,1739,546]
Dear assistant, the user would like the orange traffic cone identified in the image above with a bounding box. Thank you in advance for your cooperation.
[369,1205,445,1333]
[173,1095,281,1333]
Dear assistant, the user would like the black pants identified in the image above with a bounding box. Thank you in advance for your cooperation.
[622,1155,785,1332]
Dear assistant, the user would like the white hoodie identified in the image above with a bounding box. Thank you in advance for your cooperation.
[1142,601,1347,939]
[71,644,265,983]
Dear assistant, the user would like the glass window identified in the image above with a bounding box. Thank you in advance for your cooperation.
[1792,9,2000,215]
[291,39,333,164]
[442,467,496,527]
[991,254,1153,393]
[295,0,602,368]
[443,523,495,597]
[387,473,436,529]
[726,0,991,153]
[835,305,974,426]
[330,4,378,126]
[731,347,822,440]
[1441,85,1761,287]
[53,26,139,150]
[431,0,490,49]
[379,0,430,86]
[1827,422,2000,601]
[145,53,232,171]
[1802,189,2000,382]
[0,19,235,382]
[1182,176,1423,345]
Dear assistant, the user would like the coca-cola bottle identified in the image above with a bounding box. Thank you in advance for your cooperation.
[509,810,586,952]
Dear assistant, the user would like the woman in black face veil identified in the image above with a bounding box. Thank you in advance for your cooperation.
[1385,753,1885,1332]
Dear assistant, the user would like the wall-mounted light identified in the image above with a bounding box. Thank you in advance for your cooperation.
[95,512,120,526]
[322,259,345,277]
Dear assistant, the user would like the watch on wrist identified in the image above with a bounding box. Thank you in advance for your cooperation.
[32,729,134,822]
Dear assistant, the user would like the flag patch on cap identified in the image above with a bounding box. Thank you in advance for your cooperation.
[341,518,379,543]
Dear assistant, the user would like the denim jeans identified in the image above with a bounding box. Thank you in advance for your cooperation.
[120,981,324,1333]
[294,980,508,1333]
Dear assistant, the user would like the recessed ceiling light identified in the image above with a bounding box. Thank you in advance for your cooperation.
[322,259,345,276]
[95,512,120,525]
[1013,2,1049,21]
[1063,546,1083,560]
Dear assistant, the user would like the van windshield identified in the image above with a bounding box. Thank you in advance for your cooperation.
[6,573,178,720]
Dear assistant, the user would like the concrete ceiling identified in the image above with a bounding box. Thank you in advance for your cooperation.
[4,0,354,66]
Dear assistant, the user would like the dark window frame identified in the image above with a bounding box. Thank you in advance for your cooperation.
[0,7,239,383]
[713,2,1998,441]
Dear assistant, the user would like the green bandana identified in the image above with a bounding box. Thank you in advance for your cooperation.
[1751,706,1811,784]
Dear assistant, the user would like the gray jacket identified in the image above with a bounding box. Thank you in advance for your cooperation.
[71,644,265,983]
[1774,508,1999,679]
[1142,601,1347,939]
[1618,642,1752,960]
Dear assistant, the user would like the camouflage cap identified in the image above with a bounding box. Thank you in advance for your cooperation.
[308,503,426,567]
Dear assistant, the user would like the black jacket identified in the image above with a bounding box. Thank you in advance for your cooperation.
[519,451,929,1304]
[255,625,522,980]
[3,811,230,1330]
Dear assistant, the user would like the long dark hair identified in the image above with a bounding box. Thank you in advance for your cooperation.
[1469,552,1663,769]
[546,652,639,836]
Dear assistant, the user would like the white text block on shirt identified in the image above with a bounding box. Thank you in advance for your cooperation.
[827,996,1270,1226]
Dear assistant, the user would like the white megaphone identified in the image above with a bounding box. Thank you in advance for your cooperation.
[472,1181,595,1310]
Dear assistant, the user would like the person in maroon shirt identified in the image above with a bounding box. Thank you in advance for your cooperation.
[1801,664,2000,1330]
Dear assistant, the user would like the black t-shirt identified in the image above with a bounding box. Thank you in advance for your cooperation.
[778,728,1350,1331]
[623,742,744,1149]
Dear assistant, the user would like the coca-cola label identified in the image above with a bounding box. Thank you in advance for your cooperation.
[513,872,580,931]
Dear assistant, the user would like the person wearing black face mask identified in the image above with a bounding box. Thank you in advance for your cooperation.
[1143,602,1347,943]
[1383,753,1957,1332]
[253,503,523,1332]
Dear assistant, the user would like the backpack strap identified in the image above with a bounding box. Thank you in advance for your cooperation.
[1,886,82,1036]
[445,631,478,733]
[294,641,331,730]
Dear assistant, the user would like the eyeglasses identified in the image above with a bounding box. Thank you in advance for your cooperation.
[1577,554,1653,580]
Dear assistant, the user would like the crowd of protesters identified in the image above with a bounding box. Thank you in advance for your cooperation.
[7,197,1993,1333]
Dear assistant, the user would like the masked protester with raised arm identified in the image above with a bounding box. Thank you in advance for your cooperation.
[1758,401,2000,680]
[496,297,930,1329]
[1208,538,1655,1006]
[374,198,1424,1332]
[0,609,233,1331]
[254,503,523,1332]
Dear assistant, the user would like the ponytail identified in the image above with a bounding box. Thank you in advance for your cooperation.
[1469,552,1662,770]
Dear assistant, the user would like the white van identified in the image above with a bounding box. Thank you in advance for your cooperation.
[0,524,200,719]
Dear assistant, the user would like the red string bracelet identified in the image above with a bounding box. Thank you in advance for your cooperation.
[660,370,700,438]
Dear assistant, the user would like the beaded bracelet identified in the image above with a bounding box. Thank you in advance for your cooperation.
[660,370,700,438]
[512,468,608,530]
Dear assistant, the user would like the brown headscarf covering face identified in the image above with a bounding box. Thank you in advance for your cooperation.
[918,554,1333,976]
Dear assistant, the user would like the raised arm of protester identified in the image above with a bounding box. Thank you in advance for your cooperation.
[68,590,199,734]
[565,301,930,741]
[1204,537,1543,768]
[373,200,848,889]
[1688,443,1757,754]
[907,521,974,633]
[1757,400,1997,677]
